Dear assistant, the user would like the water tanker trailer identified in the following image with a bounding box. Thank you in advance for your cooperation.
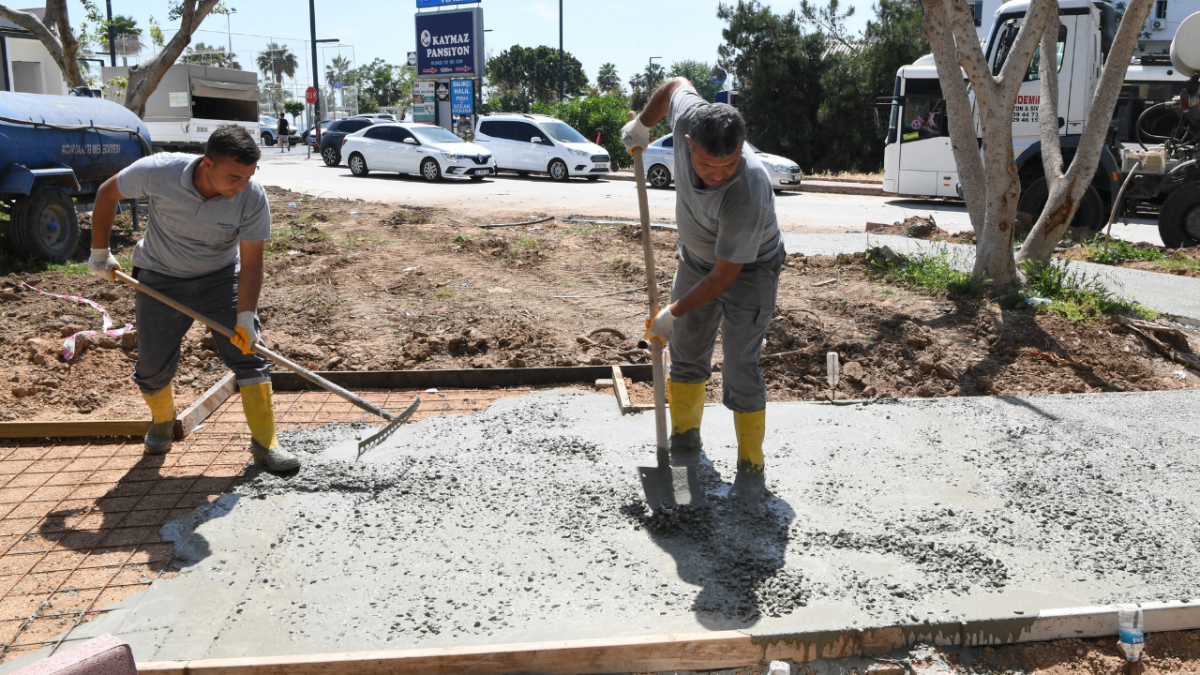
[0,91,150,262]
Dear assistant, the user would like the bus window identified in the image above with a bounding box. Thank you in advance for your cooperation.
[900,78,946,143]
[887,76,901,145]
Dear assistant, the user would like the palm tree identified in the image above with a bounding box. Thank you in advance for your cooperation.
[256,42,297,84]
[644,62,666,92]
[324,55,355,87]
[596,63,621,95]
[181,42,237,68]
[107,15,144,66]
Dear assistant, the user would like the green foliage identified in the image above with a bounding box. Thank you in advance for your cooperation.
[353,59,415,111]
[325,55,355,87]
[1080,236,1200,272]
[596,63,623,96]
[180,42,238,69]
[718,0,928,173]
[148,15,165,49]
[257,42,297,84]
[874,247,980,297]
[667,60,723,103]
[1011,261,1153,320]
[531,94,633,168]
[487,45,589,111]
[284,101,305,122]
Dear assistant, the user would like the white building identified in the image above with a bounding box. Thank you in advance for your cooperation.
[971,0,1197,56]
[0,8,67,95]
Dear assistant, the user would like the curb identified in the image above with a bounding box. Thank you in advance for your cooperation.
[133,601,1200,674]
[602,172,883,196]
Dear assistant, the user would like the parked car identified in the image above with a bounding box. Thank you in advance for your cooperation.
[342,122,496,182]
[302,120,333,148]
[641,134,803,192]
[474,113,609,181]
[259,115,300,146]
[352,113,396,121]
[319,118,376,166]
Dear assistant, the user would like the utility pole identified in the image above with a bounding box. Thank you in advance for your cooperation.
[225,8,237,62]
[557,0,563,101]
[106,0,115,67]
[309,0,320,144]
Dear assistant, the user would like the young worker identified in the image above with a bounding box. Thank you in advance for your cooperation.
[87,124,301,472]
[623,78,785,501]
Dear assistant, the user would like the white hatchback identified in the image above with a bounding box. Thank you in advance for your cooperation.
[341,123,497,182]
[474,114,611,181]
[642,134,803,192]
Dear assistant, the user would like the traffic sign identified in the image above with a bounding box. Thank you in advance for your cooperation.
[711,65,727,87]
[332,81,343,90]
[408,51,417,66]
[435,82,450,101]
[305,87,318,105]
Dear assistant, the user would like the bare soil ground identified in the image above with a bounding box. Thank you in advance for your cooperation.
[0,187,1197,422]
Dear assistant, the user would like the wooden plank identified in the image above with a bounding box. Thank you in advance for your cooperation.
[611,365,632,414]
[174,373,237,439]
[0,420,152,439]
[137,631,760,675]
[270,365,653,392]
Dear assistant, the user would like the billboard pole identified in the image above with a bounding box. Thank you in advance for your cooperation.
[557,0,563,101]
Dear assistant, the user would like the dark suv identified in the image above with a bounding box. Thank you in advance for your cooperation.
[319,118,375,166]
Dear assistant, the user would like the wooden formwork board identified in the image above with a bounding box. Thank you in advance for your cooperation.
[0,373,236,440]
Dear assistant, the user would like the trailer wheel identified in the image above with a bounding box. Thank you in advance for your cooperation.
[1016,177,1104,234]
[11,186,79,263]
[1158,183,1200,249]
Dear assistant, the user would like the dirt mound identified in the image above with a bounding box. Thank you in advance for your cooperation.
[869,215,976,244]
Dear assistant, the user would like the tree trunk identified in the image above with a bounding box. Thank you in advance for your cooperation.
[0,3,86,88]
[124,0,222,118]
[923,0,1055,287]
[1015,0,1156,265]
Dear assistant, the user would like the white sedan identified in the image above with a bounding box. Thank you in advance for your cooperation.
[341,123,497,182]
[642,134,803,192]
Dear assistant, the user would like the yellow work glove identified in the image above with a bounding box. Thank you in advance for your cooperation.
[643,307,677,348]
[231,310,259,355]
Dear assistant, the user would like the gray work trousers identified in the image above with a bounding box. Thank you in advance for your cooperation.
[668,244,785,413]
[132,264,271,395]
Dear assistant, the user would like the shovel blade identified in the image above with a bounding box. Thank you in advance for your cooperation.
[638,464,706,510]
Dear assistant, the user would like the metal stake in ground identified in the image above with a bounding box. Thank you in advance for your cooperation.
[114,271,417,458]
[629,113,705,509]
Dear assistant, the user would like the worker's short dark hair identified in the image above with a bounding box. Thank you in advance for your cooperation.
[689,103,746,158]
[205,124,261,165]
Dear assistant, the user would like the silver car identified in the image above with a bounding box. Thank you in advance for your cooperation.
[641,134,804,192]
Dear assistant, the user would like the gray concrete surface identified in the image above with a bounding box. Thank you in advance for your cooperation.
[251,151,1167,246]
[9,388,1199,668]
[779,232,1200,323]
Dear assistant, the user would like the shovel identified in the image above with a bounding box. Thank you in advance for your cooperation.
[629,115,706,510]
[114,270,418,459]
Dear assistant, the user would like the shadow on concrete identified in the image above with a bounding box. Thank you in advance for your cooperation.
[623,461,797,630]
[36,452,243,567]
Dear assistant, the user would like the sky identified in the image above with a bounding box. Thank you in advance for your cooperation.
[60,0,876,91]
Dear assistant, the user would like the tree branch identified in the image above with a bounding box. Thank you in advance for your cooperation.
[1037,12,1064,181]
[124,0,222,116]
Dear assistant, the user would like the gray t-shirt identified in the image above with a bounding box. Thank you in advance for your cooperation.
[117,153,271,279]
[669,86,781,266]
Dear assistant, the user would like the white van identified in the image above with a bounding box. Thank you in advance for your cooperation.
[474,113,611,181]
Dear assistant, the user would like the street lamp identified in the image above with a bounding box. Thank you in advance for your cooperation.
[648,56,661,91]
[558,0,563,101]
[225,8,237,62]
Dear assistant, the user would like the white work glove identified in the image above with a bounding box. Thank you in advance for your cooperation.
[622,115,652,155]
[231,311,259,355]
[88,248,121,281]
[642,307,677,349]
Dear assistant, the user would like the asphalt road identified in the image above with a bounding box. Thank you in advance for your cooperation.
[254,148,1166,245]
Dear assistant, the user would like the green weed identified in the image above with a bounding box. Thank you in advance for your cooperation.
[563,223,599,236]
[875,247,981,298]
[514,237,539,251]
[1004,260,1155,321]
[436,286,456,301]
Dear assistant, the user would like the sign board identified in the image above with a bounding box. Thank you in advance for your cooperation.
[413,80,437,123]
[710,65,727,87]
[416,0,478,7]
[435,82,450,101]
[168,92,188,107]
[450,79,474,115]
[332,81,343,89]
[415,7,484,79]
[305,86,318,104]
[407,51,417,66]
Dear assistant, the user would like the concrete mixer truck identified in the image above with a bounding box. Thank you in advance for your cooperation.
[881,3,1200,248]
[0,91,150,262]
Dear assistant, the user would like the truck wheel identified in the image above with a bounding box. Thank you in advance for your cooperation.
[1016,178,1104,234]
[11,186,80,263]
[322,146,340,166]
[1159,183,1200,248]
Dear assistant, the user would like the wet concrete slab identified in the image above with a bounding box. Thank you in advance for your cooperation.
[7,388,1199,668]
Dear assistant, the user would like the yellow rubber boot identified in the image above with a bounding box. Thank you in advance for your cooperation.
[141,385,175,455]
[730,409,766,502]
[668,379,706,465]
[240,382,301,471]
